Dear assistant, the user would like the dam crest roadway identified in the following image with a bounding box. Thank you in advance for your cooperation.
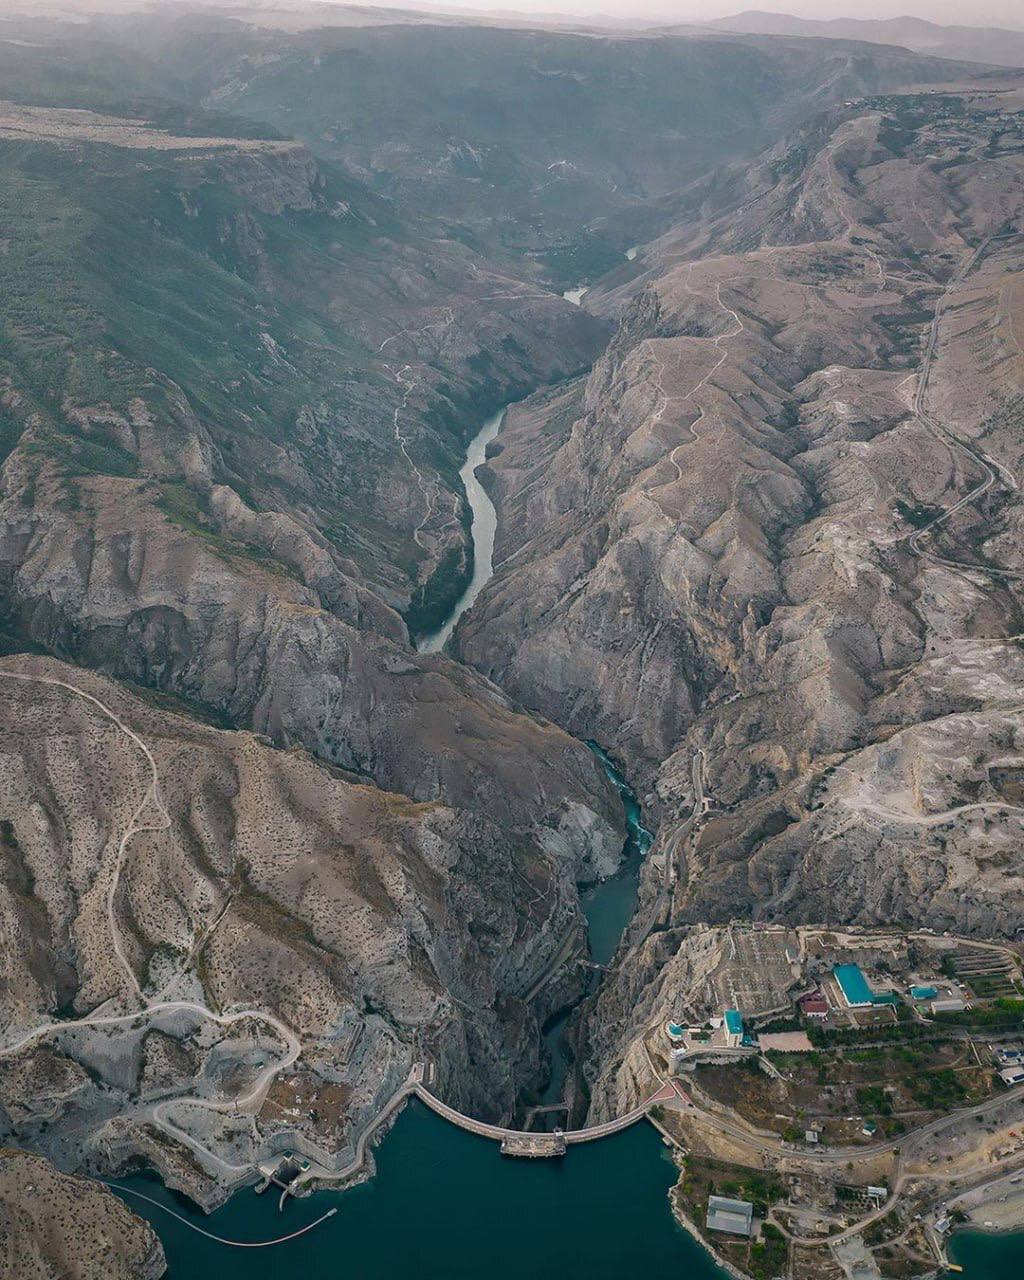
[402,1064,686,1158]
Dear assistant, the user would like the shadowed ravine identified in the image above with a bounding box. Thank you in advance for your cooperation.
[108,393,718,1277]
[539,742,654,1110]
[415,391,655,1110]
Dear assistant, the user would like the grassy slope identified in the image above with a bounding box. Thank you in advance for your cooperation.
[0,130,427,580]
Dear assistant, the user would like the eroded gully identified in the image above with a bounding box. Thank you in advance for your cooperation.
[412,377,654,1116]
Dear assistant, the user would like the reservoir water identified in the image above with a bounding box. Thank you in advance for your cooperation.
[109,1118,1024,1279]
[112,744,710,1279]
[948,1229,1024,1276]
[109,399,712,1277]
[112,1104,727,1278]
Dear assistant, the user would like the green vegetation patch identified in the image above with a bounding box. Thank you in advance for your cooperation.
[856,1084,893,1116]
[62,436,138,480]
[933,997,1024,1029]
[908,1067,966,1111]
[0,408,24,469]
[156,482,300,582]
[747,1222,787,1280]
[896,498,941,529]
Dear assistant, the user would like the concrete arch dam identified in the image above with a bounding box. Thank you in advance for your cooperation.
[411,1078,682,1157]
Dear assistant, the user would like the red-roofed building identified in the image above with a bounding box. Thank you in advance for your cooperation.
[798,991,829,1019]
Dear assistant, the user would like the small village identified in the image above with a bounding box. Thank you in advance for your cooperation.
[642,924,1024,1279]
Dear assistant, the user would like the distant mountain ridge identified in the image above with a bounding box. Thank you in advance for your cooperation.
[711,10,1024,68]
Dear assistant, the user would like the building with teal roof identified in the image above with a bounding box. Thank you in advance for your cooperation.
[833,963,899,1009]
[723,1008,744,1047]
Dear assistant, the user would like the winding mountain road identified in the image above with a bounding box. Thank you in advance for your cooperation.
[904,230,1022,581]
[649,265,747,496]
[0,667,302,1183]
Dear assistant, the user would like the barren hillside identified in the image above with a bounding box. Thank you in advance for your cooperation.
[450,83,1024,1110]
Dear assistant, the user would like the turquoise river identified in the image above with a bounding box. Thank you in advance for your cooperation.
[110,395,1024,1277]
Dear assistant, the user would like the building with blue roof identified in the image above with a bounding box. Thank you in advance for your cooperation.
[723,1008,744,1047]
[834,963,873,1007]
[833,963,899,1009]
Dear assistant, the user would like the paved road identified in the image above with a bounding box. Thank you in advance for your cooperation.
[0,666,674,1185]
[1,995,302,1178]
[674,1075,1024,1166]
[519,920,583,1003]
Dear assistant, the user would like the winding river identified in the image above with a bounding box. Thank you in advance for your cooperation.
[416,407,504,654]
[420,396,670,1155]
[109,397,728,1278]
[107,389,989,1280]
[415,388,655,1105]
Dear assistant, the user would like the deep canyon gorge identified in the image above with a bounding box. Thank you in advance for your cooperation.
[0,5,1023,1278]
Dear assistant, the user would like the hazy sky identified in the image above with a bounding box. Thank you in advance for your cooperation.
[411,0,1024,28]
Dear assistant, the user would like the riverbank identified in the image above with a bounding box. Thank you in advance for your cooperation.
[112,1102,729,1278]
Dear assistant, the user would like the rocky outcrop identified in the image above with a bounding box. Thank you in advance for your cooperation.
[0,1147,165,1279]
[0,654,603,1196]
[452,92,1024,1109]
[0,57,628,1206]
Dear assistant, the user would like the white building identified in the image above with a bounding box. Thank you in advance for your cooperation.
[707,1195,754,1237]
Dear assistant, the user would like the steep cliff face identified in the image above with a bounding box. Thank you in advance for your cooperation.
[0,112,620,875]
[0,110,605,637]
[0,654,599,1197]
[454,87,1024,1110]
